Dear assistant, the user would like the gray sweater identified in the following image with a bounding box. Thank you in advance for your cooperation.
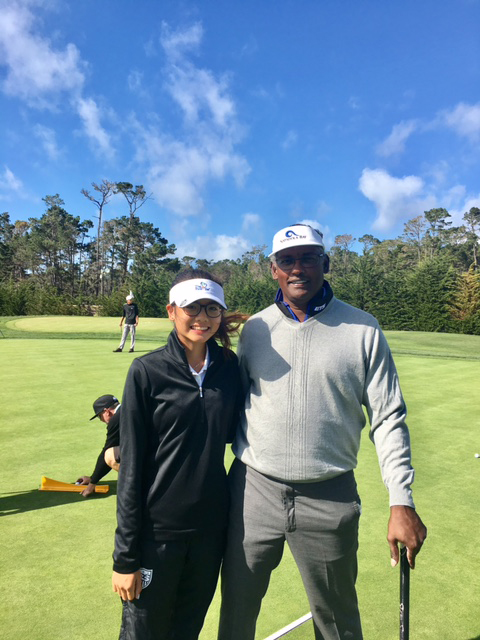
[233,298,415,507]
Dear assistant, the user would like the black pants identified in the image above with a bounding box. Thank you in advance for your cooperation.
[119,530,225,640]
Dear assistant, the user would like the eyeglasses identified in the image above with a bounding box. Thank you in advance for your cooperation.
[181,302,223,318]
[275,253,324,271]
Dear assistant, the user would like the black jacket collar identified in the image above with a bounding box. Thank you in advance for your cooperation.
[166,329,222,368]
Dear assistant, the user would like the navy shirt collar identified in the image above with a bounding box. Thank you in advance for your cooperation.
[275,280,333,322]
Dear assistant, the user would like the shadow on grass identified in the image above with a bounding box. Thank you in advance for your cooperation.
[0,481,117,516]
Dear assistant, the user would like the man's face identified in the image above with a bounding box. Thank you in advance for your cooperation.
[127,299,133,305]
[271,245,327,309]
[99,408,113,424]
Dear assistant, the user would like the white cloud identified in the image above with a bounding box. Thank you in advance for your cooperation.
[448,194,480,227]
[239,36,258,58]
[242,213,261,233]
[315,201,331,216]
[163,58,236,129]
[376,120,418,157]
[348,96,360,110]
[359,168,428,231]
[176,233,251,261]
[0,1,85,108]
[33,124,60,160]
[127,70,144,93]
[160,21,203,62]
[374,101,480,161]
[439,102,480,140]
[281,130,298,150]
[133,23,250,217]
[0,165,24,198]
[76,97,114,160]
[360,167,480,231]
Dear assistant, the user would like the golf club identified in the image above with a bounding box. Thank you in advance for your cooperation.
[400,545,410,640]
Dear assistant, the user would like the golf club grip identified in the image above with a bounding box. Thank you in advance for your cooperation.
[400,546,410,640]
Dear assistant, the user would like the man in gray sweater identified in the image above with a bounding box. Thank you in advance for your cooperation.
[218,224,427,640]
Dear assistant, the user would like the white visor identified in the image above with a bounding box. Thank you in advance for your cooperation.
[269,225,324,257]
[169,279,227,310]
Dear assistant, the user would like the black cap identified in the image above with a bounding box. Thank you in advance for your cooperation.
[90,394,118,420]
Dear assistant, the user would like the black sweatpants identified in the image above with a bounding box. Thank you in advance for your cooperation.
[119,530,225,640]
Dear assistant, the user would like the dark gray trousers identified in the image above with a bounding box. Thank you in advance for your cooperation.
[218,460,363,640]
[119,530,225,640]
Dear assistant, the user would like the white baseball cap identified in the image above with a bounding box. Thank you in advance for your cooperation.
[169,279,227,309]
[269,225,324,257]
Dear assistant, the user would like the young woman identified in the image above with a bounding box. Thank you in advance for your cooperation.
[112,269,244,640]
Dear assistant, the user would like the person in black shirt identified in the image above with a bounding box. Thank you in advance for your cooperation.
[76,394,121,497]
[114,293,139,353]
[112,270,245,640]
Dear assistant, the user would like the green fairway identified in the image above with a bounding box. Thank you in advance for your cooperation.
[1,318,479,639]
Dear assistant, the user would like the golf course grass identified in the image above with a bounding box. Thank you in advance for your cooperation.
[1,317,479,639]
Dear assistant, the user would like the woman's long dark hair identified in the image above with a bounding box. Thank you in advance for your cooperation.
[170,269,248,352]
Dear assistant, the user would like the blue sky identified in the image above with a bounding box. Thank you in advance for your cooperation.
[1,0,479,260]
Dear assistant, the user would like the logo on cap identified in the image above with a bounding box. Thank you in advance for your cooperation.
[286,230,299,238]
[195,281,211,292]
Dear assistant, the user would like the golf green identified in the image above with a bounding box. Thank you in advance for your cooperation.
[0,319,479,639]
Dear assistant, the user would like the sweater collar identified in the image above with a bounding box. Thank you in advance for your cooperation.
[275,280,334,322]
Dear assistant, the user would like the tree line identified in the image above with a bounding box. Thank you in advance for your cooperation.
[0,183,479,334]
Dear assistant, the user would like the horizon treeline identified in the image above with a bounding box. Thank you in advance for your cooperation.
[0,181,480,335]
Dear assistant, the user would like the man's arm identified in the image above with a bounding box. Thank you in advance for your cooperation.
[364,325,427,567]
[79,449,111,498]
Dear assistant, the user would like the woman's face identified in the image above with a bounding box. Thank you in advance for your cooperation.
[167,297,222,349]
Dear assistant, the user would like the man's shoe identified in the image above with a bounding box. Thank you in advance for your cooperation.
[129,348,134,353]
[113,348,122,352]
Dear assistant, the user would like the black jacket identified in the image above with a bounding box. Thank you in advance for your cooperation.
[90,408,120,484]
[113,330,242,574]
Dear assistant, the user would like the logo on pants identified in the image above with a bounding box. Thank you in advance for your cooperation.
[140,567,153,589]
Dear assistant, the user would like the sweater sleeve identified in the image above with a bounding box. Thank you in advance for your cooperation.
[113,360,151,573]
[363,325,415,508]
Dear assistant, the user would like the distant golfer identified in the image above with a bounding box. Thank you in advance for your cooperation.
[76,394,121,497]
[218,223,427,640]
[114,292,139,353]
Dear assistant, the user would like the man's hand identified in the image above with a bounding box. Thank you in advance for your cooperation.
[76,475,91,485]
[112,570,143,601]
[80,483,97,497]
[388,505,427,569]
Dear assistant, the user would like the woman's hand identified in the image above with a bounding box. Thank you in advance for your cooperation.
[112,570,143,601]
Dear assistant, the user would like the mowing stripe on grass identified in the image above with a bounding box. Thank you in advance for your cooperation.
[263,613,312,639]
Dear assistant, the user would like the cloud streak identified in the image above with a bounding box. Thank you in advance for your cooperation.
[0,0,85,108]
[378,102,480,158]
[76,97,114,160]
[438,102,480,140]
[133,22,250,217]
[0,165,24,199]
[376,120,418,157]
